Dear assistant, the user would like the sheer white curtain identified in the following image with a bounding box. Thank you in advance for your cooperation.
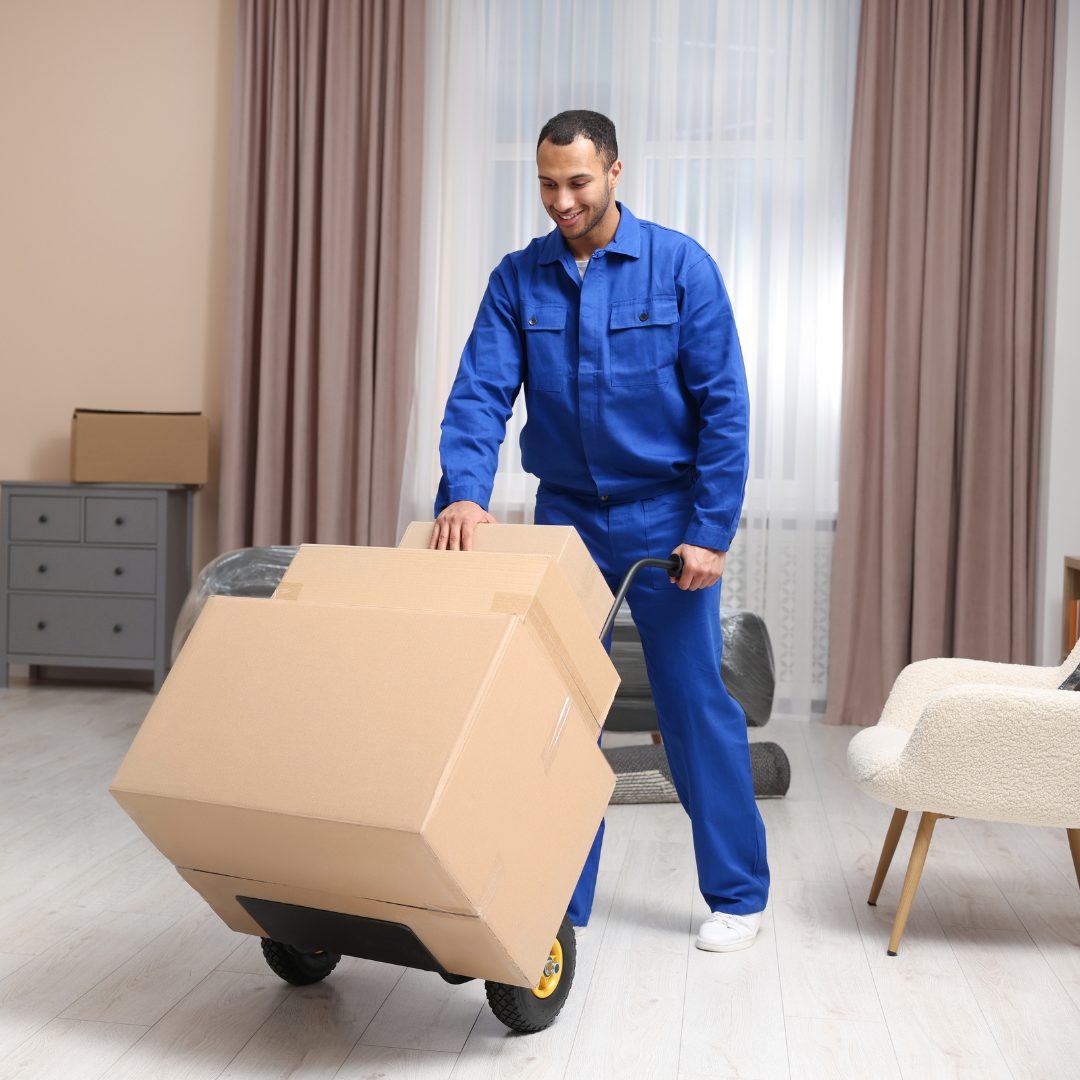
[399,0,858,717]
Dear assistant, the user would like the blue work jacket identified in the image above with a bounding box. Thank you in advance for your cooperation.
[436,203,750,551]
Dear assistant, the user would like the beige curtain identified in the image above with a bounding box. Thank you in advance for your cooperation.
[218,0,424,552]
[826,0,1055,726]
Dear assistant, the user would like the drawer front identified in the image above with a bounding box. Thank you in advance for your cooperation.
[8,595,156,659]
[85,497,157,545]
[9,546,157,594]
[8,496,81,542]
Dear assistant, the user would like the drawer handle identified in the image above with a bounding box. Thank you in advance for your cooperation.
[37,621,46,630]
[113,624,123,633]
[115,516,125,526]
[114,567,124,576]
[38,564,46,574]
[38,514,48,524]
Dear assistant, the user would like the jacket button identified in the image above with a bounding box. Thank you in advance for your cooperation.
[600,495,609,501]
[639,312,648,321]
[528,317,537,326]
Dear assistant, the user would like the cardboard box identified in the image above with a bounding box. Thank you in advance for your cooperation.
[110,595,615,986]
[274,544,618,737]
[399,522,614,634]
[71,409,209,484]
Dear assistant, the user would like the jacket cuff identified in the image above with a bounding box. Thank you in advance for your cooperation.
[435,481,492,517]
[681,523,733,552]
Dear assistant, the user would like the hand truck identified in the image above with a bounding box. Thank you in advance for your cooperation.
[253,554,684,1033]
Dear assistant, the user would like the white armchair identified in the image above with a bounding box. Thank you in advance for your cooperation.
[847,641,1080,954]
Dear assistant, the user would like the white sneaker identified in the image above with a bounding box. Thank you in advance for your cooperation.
[574,925,588,942]
[695,910,762,952]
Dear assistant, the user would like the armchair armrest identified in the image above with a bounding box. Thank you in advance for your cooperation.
[880,658,1063,733]
[890,684,1080,827]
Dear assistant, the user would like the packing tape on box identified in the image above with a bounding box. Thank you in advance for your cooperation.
[491,592,601,732]
[489,592,531,615]
[274,581,303,600]
[542,697,572,774]
[526,599,602,720]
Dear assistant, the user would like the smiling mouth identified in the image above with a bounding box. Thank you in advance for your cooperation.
[556,210,584,226]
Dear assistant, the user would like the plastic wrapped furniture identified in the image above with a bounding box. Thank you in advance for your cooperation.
[603,604,787,799]
[171,546,299,665]
[606,606,776,730]
[848,639,1080,955]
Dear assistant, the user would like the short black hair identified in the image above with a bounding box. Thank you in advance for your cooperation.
[537,110,618,171]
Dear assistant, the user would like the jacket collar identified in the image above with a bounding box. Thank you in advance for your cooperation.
[537,202,641,264]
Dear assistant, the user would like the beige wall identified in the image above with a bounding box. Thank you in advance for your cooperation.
[0,0,235,580]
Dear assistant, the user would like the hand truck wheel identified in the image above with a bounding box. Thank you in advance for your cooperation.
[485,915,577,1032]
[260,938,342,985]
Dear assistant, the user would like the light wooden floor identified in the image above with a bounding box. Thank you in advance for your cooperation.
[1,681,1079,1080]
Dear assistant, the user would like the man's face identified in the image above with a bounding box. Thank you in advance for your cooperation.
[536,136,621,241]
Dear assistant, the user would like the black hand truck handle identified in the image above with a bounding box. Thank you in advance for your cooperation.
[599,554,684,642]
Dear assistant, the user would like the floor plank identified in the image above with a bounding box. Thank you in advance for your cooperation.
[946,925,1080,1080]
[869,966,1012,1080]
[1002,890,1080,1009]
[784,1017,901,1080]
[562,947,685,1080]
[62,905,246,1026]
[0,910,175,1059]
[679,895,789,1079]
[358,968,487,1055]
[0,956,34,984]
[217,936,273,977]
[336,1045,458,1080]
[0,1018,147,1080]
[219,957,403,1079]
[759,801,845,884]
[955,818,1080,898]
[772,880,883,1023]
[97,970,290,1080]
[602,839,696,956]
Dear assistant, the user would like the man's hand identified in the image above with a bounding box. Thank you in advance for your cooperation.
[429,501,498,551]
[670,543,726,591]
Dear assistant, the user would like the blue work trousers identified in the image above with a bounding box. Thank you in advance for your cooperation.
[535,485,770,921]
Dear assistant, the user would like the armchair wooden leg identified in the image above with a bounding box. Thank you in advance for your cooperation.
[888,812,940,955]
[1067,829,1080,891]
[868,808,908,905]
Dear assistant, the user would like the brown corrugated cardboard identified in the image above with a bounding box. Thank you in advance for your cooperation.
[71,409,209,484]
[399,522,614,634]
[110,595,615,986]
[273,544,618,737]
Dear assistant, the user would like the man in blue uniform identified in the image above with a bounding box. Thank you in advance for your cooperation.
[429,111,768,952]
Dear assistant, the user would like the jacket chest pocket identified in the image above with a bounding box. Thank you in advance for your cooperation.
[524,304,567,392]
[608,296,680,386]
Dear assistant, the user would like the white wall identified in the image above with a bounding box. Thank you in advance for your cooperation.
[1036,0,1080,665]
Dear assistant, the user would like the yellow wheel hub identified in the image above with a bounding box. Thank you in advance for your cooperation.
[532,937,563,999]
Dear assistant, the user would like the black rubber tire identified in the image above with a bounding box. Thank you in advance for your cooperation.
[485,916,576,1033]
[260,938,341,985]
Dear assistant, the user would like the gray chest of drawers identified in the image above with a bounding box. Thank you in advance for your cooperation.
[0,481,193,692]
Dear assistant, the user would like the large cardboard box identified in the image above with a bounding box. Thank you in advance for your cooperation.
[399,522,613,634]
[110,594,615,986]
[71,409,209,484]
[274,544,618,737]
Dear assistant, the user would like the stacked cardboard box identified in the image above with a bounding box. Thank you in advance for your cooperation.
[71,409,209,484]
[110,525,618,987]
